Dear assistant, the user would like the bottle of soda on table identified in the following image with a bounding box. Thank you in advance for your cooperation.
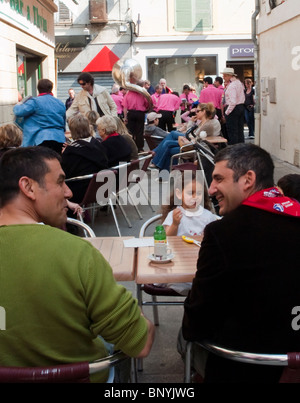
[153,225,167,260]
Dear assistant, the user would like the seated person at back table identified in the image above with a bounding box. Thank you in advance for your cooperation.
[97,115,132,167]
[152,103,221,172]
[277,174,300,203]
[61,114,108,203]
[0,123,23,157]
[182,143,300,383]
[0,147,155,383]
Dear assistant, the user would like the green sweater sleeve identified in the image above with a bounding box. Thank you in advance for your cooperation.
[80,243,148,357]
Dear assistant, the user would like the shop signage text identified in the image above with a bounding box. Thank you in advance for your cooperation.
[230,44,254,58]
[3,0,48,33]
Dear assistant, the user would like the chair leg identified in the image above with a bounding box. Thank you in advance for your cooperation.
[127,190,143,220]
[138,183,156,212]
[152,296,159,326]
[185,341,192,383]
[108,198,122,237]
[112,191,133,228]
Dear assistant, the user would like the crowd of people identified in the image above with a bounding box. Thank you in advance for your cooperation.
[0,69,299,384]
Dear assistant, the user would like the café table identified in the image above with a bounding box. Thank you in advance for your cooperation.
[86,237,136,281]
[135,235,202,285]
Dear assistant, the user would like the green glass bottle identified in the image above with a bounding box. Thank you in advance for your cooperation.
[153,225,167,259]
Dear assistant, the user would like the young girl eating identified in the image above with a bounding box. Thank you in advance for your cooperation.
[160,170,219,295]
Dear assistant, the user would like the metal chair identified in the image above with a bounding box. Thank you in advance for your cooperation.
[111,152,156,226]
[144,132,163,150]
[137,214,185,326]
[136,214,185,372]
[0,350,129,383]
[66,170,123,237]
[66,217,96,238]
[184,341,300,383]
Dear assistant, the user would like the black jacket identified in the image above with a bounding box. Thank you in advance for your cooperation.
[62,137,108,203]
[183,205,300,383]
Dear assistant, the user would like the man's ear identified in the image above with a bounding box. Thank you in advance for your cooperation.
[18,177,37,201]
[244,170,256,191]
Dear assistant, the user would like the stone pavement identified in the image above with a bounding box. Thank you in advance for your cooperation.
[89,135,300,383]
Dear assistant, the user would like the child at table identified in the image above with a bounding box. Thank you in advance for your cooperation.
[160,170,219,295]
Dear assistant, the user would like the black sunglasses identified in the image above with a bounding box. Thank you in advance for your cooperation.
[78,81,86,86]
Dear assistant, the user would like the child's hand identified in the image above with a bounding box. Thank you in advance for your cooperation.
[172,208,183,226]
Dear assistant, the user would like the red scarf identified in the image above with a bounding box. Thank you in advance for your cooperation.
[103,132,119,141]
[38,93,53,97]
[242,187,300,217]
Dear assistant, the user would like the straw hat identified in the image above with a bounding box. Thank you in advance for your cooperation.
[220,67,237,76]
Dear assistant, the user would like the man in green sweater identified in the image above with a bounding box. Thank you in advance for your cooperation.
[0,146,154,382]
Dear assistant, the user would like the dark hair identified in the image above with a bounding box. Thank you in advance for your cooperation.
[277,174,300,202]
[204,77,213,85]
[161,170,212,221]
[198,102,216,119]
[0,146,61,207]
[215,76,223,85]
[183,84,190,91]
[214,143,274,190]
[77,72,94,85]
[37,79,53,94]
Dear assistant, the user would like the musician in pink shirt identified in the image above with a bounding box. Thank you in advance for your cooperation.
[123,85,150,151]
[151,85,162,112]
[199,77,223,110]
[111,86,124,119]
[156,92,181,132]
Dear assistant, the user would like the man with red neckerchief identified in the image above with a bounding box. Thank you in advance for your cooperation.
[182,143,300,383]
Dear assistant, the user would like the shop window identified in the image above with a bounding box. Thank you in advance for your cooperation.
[16,50,42,98]
[175,0,212,32]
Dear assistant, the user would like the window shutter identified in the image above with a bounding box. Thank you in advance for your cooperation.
[59,1,72,23]
[175,0,212,32]
[175,0,193,31]
[195,0,212,30]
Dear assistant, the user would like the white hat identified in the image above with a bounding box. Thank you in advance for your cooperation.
[220,67,237,76]
[147,112,162,122]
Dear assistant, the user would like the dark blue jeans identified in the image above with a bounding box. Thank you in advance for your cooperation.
[152,131,185,171]
[244,106,255,138]
[225,104,245,145]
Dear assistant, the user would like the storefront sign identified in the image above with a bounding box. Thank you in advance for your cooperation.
[0,0,57,38]
[230,44,254,58]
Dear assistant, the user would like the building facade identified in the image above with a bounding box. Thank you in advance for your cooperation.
[0,0,58,124]
[257,0,300,167]
[54,0,255,101]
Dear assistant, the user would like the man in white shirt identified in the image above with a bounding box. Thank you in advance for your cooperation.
[221,68,245,145]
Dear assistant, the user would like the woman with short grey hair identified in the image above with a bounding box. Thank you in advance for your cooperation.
[97,115,131,167]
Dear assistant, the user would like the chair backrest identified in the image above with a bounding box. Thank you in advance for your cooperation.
[66,217,96,237]
[139,214,163,238]
[195,341,300,383]
[144,132,163,150]
[0,351,128,383]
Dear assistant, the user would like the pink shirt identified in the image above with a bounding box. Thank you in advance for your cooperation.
[151,93,161,112]
[199,85,223,109]
[111,93,124,114]
[179,92,198,111]
[224,77,245,115]
[122,90,149,112]
[156,93,181,112]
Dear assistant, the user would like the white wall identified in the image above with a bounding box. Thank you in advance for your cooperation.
[257,0,300,166]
